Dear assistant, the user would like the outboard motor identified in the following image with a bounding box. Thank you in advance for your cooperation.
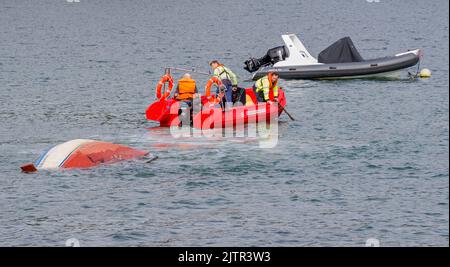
[244,46,288,72]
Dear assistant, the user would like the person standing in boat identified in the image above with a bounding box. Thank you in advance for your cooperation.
[209,60,240,105]
[253,72,280,103]
[173,73,199,105]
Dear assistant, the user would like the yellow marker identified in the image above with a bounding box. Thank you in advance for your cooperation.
[419,68,431,78]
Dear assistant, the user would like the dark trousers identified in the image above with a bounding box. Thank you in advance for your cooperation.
[232,87,246,106]
[216,79,233,104]
[253,85,265,102]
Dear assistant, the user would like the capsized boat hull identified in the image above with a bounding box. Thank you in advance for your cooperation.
[21,139,149,172]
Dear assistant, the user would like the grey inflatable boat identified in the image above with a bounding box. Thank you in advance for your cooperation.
[244,34,422,80]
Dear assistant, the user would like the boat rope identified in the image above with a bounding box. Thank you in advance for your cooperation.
[146,155,159,164]
[414,59,421,78]
[408,53,422,79]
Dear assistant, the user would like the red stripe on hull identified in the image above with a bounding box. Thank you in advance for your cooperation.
[62,141,148,169]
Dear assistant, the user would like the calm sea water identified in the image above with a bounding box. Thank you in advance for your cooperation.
[0,0,448,246]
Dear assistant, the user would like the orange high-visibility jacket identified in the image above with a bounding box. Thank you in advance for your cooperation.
[176,78,197,100]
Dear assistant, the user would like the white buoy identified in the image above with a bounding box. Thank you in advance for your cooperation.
[419,68,431,78]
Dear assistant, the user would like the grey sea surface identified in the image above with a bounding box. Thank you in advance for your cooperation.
[0,0,448,246]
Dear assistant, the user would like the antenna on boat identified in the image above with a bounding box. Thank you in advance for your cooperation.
[164,67,211,76]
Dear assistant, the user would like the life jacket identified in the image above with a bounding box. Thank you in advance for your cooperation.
[176,78,196,101]
[214,64,229,80]
[214,64,238,86]
[255,73,278,101]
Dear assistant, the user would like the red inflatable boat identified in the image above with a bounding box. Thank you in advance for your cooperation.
[145,88,287,129]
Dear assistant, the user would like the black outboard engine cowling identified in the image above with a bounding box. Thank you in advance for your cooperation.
[244,46,288,73]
